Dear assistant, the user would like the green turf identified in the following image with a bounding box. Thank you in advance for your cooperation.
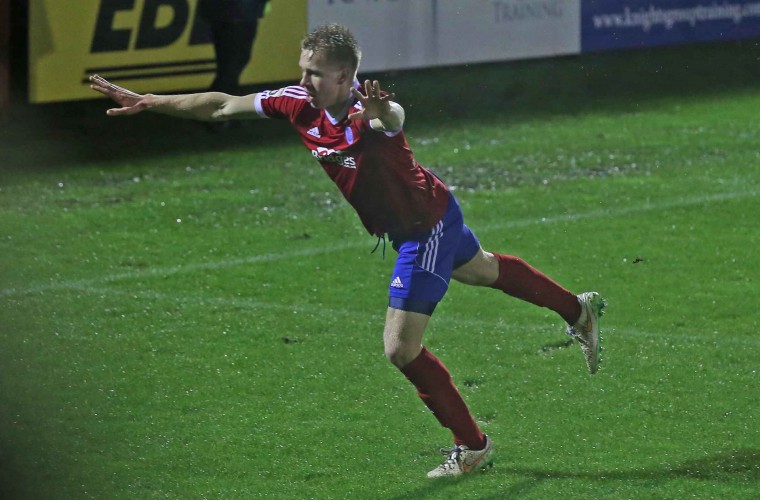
[2,41,760,499]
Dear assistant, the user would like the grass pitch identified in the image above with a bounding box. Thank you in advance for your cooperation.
[2,41,760,499]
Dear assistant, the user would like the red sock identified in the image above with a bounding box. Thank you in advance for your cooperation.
[401,348,486,450]
[489,253,581,325]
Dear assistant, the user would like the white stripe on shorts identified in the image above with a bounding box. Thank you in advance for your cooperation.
[420,221,443,272]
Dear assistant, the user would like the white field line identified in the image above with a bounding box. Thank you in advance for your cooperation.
[1,189,756,299]
[0,241,359,299]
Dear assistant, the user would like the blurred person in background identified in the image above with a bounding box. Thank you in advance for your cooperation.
[198,0,270,130]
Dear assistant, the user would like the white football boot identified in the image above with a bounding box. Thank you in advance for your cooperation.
[427,435,494,478]
[566,292,607,374]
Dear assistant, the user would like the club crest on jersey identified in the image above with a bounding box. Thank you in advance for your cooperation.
[311,147,356,169]
[345,126,354,145]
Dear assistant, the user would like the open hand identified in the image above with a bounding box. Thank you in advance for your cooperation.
[348,80,396,121]
[89,74,150,116]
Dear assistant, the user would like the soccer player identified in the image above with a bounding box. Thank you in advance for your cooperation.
[89,24,606,478]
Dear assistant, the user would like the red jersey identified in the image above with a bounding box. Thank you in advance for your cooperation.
[254,85,449,238]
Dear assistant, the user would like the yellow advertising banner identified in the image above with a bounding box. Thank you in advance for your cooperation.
[29,0,307,103]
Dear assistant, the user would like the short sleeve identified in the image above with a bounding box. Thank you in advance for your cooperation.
[254,86,311,121]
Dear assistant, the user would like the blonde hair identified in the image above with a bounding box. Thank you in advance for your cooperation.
[301,24,362,72]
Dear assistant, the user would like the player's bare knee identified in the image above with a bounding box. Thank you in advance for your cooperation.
[453,249,498,286]
[384,343,419,369]
[384,344,406,368]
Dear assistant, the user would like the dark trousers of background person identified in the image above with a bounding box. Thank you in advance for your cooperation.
[198,0,268,131]
[208,19,259,95]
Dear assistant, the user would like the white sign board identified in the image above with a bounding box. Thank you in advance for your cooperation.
[308,0,580,72]
[435,0,581,64]
[308,0,436,72]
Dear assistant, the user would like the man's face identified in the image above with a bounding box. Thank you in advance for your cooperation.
[298,49,351,112]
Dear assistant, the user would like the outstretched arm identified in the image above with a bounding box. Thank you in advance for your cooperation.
[348,79,405,132]
[88,75,260,121]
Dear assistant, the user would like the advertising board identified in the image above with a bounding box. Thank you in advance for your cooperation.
[582,0,760,51]
[308,0,581,72]
[29,0,306,103]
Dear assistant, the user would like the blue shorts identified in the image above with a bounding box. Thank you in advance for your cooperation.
[388,193,480,316]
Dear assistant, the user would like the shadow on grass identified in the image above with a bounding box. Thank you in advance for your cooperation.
[2,40,758,172]
[392,448,760,499]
